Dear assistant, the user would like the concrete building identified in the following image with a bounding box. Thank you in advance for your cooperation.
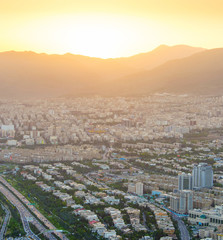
[170,190,193,214]
[189,205,223,227]
[178,173,192,190]
[136,182,143,196]
[179,190,193,214]
[128,183,136,193]
[192,163,213,189]
[128,182,144,195]
[170,196,179,212]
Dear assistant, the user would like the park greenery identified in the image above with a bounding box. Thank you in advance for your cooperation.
[0,192,25,237]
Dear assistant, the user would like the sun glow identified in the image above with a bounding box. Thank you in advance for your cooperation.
[1,0,223,58]
[14,15,160,58]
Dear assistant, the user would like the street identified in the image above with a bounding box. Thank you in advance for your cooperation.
[0,204,11,239]
[171,213,190,240]
[0,175,72,240]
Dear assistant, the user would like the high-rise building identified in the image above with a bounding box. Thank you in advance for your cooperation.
[178,173,192,190]
[128,183,136,193]
[128,182,144,195]
[136,182,143,196]
[170,196,180,212]
[170,190,193,214]
[192,163,213,189]
[179,190,193,214]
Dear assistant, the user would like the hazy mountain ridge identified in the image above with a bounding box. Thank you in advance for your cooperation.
[0,45,212,98]
[111,48,223,96]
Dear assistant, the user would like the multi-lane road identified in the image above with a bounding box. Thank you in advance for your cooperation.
[171,213,190,240]
[0,183,43,240]
[162,206,190,240]
[0,176,69,240]
[0,204,10,239]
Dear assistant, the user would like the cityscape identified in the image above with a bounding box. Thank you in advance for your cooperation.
[0,95,223,239]
[0,0,223,240]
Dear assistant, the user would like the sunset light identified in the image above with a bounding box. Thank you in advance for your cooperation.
[1,0,223,58]
[0,1,223,239]
[15,15,160,58]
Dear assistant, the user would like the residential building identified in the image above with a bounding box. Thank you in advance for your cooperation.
[178,173,192,190]
[136,182,143,196]
[192,163,213,189]
[170,190,193,214]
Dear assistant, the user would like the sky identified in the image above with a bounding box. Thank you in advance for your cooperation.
[1,0,223,58]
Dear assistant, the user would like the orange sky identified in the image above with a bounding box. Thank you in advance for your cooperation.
[1,0,223,58]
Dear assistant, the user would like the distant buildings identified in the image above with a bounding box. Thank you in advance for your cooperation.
[128,183,136,193]
[136,182,144,196]
[192,163,213,189]
[178,163,213,191]
[179,190,193,214]
[170,196,179,213]
[0,124,15,138]
[189,205,223,227]
[178,173,192,190]
[172,163,213,213]
[170,190,193,214]
[149,204,175,235]
[128,182,144,196]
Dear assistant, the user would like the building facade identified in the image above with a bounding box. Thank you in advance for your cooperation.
[178,173,192,190]
[192,163,213,189]
[136,182,143,196]
[189,205,223,227]
[170,190,193,214]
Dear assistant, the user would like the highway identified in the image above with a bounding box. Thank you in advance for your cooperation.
[171,214,190,240]
[0,176,68,240]
[147,201,190,240]
[162,206,190,240]
[0,204,10,239]
[0,183,43,240]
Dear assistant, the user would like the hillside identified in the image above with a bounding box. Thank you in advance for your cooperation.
[0,45,204,98]
[111,48,223,96]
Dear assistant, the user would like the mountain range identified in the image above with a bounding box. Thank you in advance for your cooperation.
[0,45,222,98]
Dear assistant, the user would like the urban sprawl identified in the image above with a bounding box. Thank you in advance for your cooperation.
[0,95,223,240]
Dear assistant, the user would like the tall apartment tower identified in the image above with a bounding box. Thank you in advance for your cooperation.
[136,182,144,196]
[179,190,193,214]
[178,173,192,190]
[170,190,193,214]
[170,196,180,212]
[128,183,136,193]
[192,163,213,189]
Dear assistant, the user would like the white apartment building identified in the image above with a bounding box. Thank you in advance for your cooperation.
[192,163,213,189]
[136,182,144,196]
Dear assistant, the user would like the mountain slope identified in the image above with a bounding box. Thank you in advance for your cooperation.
[0,45,205,98]
[115,44,205,70]
[111,48,223,95]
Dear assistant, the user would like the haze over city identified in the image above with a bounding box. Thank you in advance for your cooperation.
[0,1,223,240]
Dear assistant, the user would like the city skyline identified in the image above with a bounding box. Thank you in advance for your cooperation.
[0,1,223,239]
